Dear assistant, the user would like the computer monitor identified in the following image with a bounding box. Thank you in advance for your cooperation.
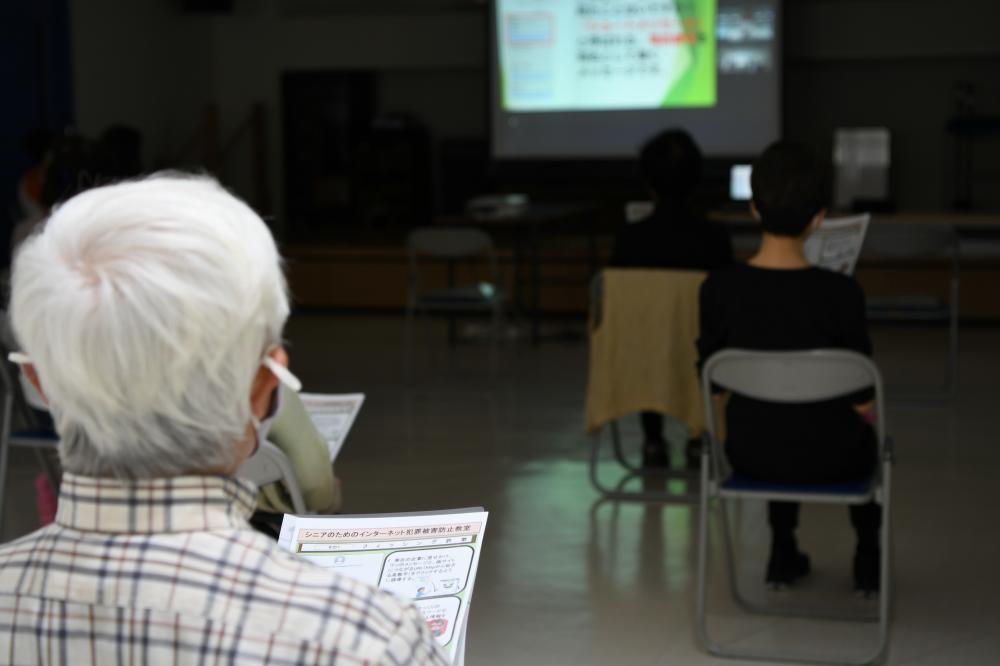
[729,164,752,201]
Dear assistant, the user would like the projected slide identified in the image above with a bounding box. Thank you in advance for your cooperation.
[498,0,717,112]
[490,0,781,158]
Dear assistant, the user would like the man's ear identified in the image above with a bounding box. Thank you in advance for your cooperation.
[749,201,761,221]
[249,347,287,419]
[23,364,48,405]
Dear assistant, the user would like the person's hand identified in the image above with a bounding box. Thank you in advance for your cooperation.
[853,400,876,424]
[853,400,874,414]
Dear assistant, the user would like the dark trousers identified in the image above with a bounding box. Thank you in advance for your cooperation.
[769,500,881,551]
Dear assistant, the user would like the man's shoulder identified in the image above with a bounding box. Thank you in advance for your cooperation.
[225,528,423,620]
[188,529,445,663]
[0,525,444,664]
[809,267,864,296]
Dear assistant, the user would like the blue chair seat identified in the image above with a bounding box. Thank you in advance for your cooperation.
[417,283,500,308]
[721,474,874,497]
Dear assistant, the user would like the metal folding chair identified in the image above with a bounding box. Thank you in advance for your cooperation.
[236,440,308,515]
[586,269,706,504]
[696,349,893,665]
[0,354,60,538]
[405,227,504,374]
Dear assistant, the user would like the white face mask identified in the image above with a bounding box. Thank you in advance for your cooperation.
[250,351,302,450]
[8,349,304,450]
[251,384,283,449]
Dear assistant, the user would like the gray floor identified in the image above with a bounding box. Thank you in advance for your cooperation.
[3,315,999,665]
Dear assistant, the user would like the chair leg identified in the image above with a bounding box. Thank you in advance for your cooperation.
[696,458,890,663]
[718,494,754,612]
[695,446,715,651]
[588,428,698,504]
[610,421,636,471]
[699,499,889,665]
[874,460,893,663]
[0,394,13,538]
[610,419,698,479]
[721,495,881,622]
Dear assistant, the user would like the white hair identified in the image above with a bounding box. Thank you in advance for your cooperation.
[9,174,289,478]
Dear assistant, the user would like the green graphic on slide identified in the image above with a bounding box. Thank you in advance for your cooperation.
[662,0,717,107]
[498,0,717,112]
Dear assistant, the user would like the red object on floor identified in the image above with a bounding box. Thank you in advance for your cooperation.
[35,474,57,526]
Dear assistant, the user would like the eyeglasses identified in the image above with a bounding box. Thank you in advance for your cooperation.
[8,351,302,393]
[262,354,301,392]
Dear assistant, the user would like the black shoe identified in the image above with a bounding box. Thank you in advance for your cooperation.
[853,547,880,598]
[642,440,670,469]
[766,547,811,588]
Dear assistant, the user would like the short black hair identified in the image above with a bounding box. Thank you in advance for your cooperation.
[751,141,831,237]
[639,128,702,201]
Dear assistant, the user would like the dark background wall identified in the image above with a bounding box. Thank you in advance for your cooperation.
[17,0,1000,230]
[1,0,74,264]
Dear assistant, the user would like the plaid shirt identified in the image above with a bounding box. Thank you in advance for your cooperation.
[0,473,448,665]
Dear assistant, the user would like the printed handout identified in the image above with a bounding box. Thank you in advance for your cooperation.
[278,509,489,665]
[299,392,365,462]
[804,214,871,275]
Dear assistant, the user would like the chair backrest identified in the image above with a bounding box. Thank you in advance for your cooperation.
[407,227,494,259]
[585,268,706,434]
[406,227,498,298]
[700,349,886,464]
[236,440,308,515]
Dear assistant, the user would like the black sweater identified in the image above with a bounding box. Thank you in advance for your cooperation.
[609,206,733,271]
[696,264,876,483]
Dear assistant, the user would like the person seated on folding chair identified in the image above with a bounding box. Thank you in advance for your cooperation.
[249,387,343,537]
[696,141,881,595]
[0,175,445,664]
[610,128,734,469]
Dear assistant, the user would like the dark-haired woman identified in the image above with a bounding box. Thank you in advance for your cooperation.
[611,128,733,469]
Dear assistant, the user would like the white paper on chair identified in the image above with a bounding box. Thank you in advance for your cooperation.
[299,392,365,462]
[278,508,488,665]
[803,214,870,275]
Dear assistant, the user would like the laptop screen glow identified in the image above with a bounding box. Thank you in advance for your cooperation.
[730,164,753,201]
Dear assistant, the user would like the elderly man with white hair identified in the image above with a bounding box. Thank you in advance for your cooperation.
[0,175,447,665]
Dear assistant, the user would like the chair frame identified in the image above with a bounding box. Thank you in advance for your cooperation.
[695,349,893,665]
[0,355,61,538]
[404,227,504,375]
[588,421,699,503]
[586,271,699,504]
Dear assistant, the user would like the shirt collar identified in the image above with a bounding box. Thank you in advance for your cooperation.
[56,473,259,534]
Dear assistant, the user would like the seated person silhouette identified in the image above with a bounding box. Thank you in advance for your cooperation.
[696,141,881,595]
[0,175,445,662]
[609,128,733,469]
